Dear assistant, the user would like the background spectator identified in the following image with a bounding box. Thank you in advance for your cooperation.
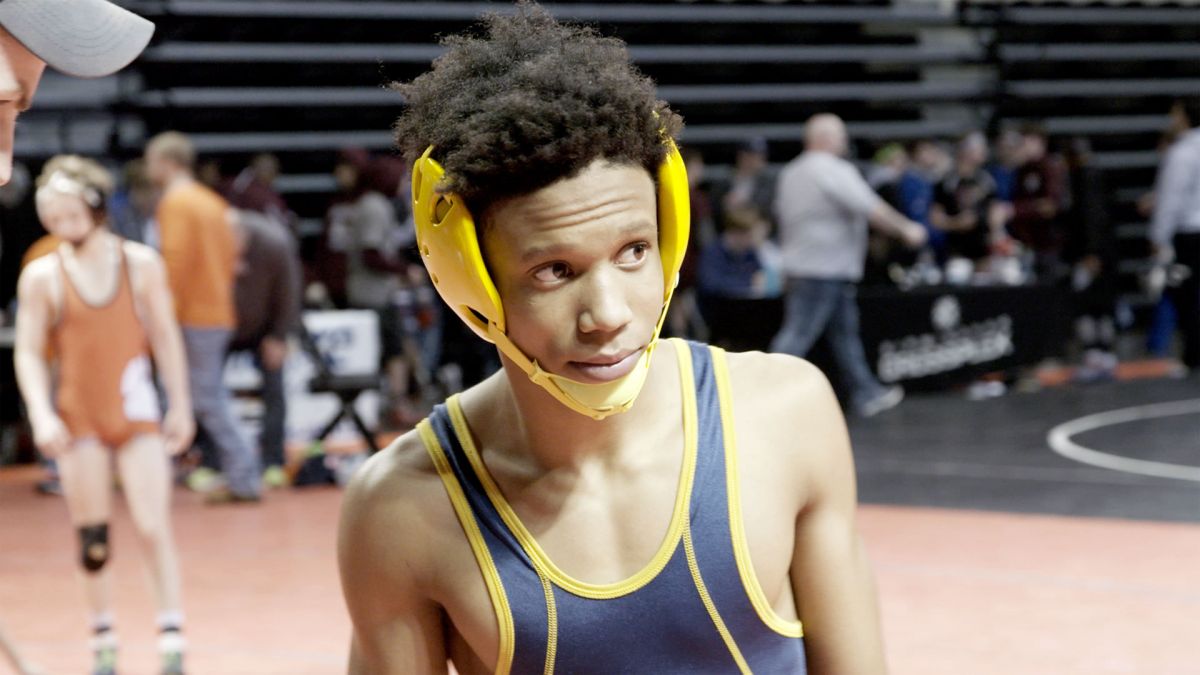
[1062,137,1120,380]
[931,131,1004,270]
[698,205,782,300]
[108,159,156,244]
[770,113,927,417]
[1148,99,1200,372]
[986,127,1023,205]
[326,148,421,427]
[897,138,950,257]
[223,154,293,231]
[718,136,775,228]
[226,209,302,487]
[1010,123,1069,282]
[146,131,261,503]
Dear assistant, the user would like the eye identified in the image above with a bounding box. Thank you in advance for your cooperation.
[617,241,651,265]
[532,261,572,283]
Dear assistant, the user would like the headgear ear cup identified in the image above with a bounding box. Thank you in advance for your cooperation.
[414,139,689,338]
[655,141,691,304]
[412,146,506,340]
[412,139,691,419]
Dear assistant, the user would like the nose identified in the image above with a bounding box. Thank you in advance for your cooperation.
[577,267,633,337]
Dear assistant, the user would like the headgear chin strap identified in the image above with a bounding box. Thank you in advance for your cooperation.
[412,140,690,420]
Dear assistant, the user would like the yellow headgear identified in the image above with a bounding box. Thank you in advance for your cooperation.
[412,140,690,420]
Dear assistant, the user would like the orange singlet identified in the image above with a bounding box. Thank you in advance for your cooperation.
[52,242,160,448]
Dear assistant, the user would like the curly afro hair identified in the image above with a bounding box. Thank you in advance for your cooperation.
[392,1,684,218]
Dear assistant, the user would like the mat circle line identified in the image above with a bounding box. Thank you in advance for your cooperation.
[1046,397,1200,483]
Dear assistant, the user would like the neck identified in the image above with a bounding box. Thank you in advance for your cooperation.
[66,227,109,259]
[488,341,681,471]
[166,171,194,191]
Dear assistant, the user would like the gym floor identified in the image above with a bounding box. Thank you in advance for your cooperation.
[1,376,1197,674]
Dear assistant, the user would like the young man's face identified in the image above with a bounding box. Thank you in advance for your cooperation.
[483,160,664,384]
[0,28,47,186]
[37,192,97,244]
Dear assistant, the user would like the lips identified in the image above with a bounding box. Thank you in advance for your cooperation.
[567,347,645,383]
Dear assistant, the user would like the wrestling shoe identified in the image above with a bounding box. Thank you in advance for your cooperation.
[91,631,118,675]
[857,386,904,418]
[159,629,186,675]
[262,465,289,489]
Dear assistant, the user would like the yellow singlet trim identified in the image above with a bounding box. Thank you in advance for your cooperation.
[417,420,516,675]
[683,522,752,675]
[710,346,806,639]
[538,573,558,675]
[444,337,699,599]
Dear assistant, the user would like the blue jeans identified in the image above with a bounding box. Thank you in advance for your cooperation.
[204,349,286,469]
[183,327,261,496]
[769,278,888,410]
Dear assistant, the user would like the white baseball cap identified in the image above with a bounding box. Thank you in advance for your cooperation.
[0,0,154,78]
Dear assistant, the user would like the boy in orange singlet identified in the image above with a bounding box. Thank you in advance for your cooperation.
[14,156,194,675]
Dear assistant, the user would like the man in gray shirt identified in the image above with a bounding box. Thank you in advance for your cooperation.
[771,114,927,416]
[1150,99,1200,371]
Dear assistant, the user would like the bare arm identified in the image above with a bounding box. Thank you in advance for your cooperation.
[13,261,70,458]
[868,200,927,248]
[788,361,886,674]
[339,443,449,674]
[127,244,194,455]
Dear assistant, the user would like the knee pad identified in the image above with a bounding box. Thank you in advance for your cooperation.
[79,524,110,573]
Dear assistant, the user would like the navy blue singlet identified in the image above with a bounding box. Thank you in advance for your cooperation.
[417,339,808,674]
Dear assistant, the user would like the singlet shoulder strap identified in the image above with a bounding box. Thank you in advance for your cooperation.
[117,239,148,325]
[423,402,533,566]
[49,246,80,328]
[686,341,726,520]
[416,410,517,675]
[709,345,805,639]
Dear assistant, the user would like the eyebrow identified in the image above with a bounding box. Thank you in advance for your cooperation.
[519,220,655,265]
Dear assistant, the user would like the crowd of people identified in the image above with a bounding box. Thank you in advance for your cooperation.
[675,112,1173,409]
[1,105,1193,473]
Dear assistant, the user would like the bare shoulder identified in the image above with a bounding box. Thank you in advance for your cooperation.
[342,428,447,533]
[339,427,456,588]
[121,241,167,279]
[721,349,850,502]
[17,255,57,298]
[723,349,840,419]
[122,240,165,267]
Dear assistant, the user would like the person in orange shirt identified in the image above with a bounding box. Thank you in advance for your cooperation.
[146,131,262,502]
[14,155,193,675]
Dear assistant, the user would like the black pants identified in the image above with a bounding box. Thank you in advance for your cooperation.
[1171,232,1200,368]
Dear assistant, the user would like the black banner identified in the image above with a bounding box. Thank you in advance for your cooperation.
[699,284,1071,389]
